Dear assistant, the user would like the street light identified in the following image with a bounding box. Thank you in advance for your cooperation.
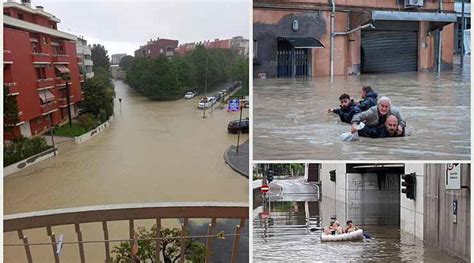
[61,73,73,128]
[203,53,209,119]
[41,89,56,156]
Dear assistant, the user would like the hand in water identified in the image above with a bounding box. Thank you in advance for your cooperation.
[327,108,333,113]
[351,124,358,133]
[397,125,403,135]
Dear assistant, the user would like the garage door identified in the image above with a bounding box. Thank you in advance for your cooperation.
[361,31,418,73]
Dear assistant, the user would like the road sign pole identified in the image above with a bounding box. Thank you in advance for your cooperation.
[236,99,243,153]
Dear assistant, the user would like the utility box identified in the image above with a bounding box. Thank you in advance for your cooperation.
[403,0,424,8]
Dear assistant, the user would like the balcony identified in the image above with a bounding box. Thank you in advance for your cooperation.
[4,202,248,262]
[32,53,50,64]
[84,59,93,66]
[51,53,69,64]
[4,82,19,96]
[40,101,57,115]
[79,74,85,82]
[36,78,55,90]
[4,50,13,64]
[85,72,94,79]
[58,95,74,107]
[77,56,82,63]
[55,77,72,88]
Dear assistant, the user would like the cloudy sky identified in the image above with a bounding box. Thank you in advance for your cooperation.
[29,0,250,56]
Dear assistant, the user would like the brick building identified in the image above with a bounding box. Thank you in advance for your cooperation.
[254,0,458,78]
[134,38,179,58]
[176,36,249,56]
[3,0,83,140]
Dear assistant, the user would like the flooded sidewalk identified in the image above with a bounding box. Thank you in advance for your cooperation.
[253,66,470,160]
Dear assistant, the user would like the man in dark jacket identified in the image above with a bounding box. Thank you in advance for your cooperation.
[358,114,403,138]
[358,86,378,111]
[328,93,361,123]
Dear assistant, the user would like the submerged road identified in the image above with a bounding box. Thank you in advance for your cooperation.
[4,80,249,214]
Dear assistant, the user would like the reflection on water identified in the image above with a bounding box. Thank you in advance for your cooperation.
[253,199,464,262]
[253,66,470,160]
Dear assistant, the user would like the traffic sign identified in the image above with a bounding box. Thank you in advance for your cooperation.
[261,184,269,193]
[228,99,240,112]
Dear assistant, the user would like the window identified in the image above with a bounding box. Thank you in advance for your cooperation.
[43,37,48,45]
[18,13,24,20]
[35,67,47,80]
[4,11,10,16]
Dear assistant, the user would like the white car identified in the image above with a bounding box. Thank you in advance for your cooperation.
[198,97,216,109]
[184,91,195,99]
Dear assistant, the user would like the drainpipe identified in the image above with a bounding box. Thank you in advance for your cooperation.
[437,0,443,73]
[330,0,335,82]
[460,0,465,67]
[333,23,375,36]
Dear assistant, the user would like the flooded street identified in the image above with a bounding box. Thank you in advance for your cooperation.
[253,182,464,262]
[253,66,470,160]
[4,80,248,214]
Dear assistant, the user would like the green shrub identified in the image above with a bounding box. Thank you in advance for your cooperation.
[77,113,97,131]
[4,137,52,166]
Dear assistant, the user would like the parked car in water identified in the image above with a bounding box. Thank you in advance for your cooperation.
[198,97,216,109]
[184,91,196,99]
[227,118,249,134]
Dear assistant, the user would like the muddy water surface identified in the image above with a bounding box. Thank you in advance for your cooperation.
[253,66,470,160]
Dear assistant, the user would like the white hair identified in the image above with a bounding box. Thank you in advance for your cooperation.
[378,96,391,106]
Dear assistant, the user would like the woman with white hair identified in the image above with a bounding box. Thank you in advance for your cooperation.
[350,96,405,135]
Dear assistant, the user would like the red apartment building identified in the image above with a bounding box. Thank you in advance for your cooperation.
[3,0,83,140]
[134,38,179,58]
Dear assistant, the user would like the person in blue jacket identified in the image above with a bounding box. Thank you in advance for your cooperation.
[358,86,378,111]
[328,93,361,124]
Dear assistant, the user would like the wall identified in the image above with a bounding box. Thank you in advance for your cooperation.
[423,163,470,261]
[400,163,424,240]
[74,117,113,144]
[4,147,57,177]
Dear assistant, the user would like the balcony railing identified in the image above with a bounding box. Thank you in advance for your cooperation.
[4,202,248,263]
[4,50,13,63]
[79,74,85,82]
[32,53,50,64]
[40,101,57,114]
[4,82,19,95]
[77,57,82,63]
[36,78,55,90]
[51,54,69,63]
[55,78,72,88]
[58,96,74,107]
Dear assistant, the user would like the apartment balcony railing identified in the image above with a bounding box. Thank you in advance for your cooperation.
[4,50,14,63]
[84,59,93,66]
[36,78,55,90]
[32,53,50,64]
[40,101,57,114]
[58,96,74,107]
[85,72,94,79]
[55,78,72,88]
[77,57,82,63]
[4,82,19,95]
[51,54,69,64]
[4,202,248,263]
[79,74,85,82]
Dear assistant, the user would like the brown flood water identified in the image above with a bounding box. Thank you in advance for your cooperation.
[4,80,248,261]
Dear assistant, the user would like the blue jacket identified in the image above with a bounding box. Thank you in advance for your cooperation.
[333,101,361,124]
[358,91,378,111]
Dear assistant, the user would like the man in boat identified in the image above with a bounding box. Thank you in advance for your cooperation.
[357,86,378,111]
[357,115,403,138]
[324,220,343,235]
[344,220,358,233]
[328,93,361,123]
[350,96,405,136]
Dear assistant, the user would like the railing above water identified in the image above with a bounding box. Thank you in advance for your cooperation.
[4,202,248,263]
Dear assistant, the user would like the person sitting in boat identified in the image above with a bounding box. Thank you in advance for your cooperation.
[328,93,361,124]
[323,220,343,235]
[350,96,405,136]
[344,220,358,233]
[357,86,378,111]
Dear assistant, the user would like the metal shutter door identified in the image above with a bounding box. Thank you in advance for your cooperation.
[361,31,418,73]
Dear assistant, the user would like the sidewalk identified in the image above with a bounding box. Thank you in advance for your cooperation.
[224,140,249,178]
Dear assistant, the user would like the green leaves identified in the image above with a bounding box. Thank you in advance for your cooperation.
[91,44,111,73]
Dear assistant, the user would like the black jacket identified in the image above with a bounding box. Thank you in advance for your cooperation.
[333,101,361,124]
[358,125,404,138]
[358,91,378,111]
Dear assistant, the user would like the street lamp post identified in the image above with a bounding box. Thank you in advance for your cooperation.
[236,98,243,153]
[203,55,209,119]
[47,112,56,156]
[63,74,73,128]
[460,0,465,68]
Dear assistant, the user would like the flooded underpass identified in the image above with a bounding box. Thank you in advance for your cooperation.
[253,65,470,160]
[253,179,465,262]
[4,80,249,262]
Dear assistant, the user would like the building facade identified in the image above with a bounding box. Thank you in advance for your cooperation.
[134,38,178,58]
[111,53,127,65]
[176,36,249,56]
[3,0,83,140]
[254,0,458,78]
[76,36,94,79]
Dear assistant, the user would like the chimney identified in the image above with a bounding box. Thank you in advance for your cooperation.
[21,0,31,8]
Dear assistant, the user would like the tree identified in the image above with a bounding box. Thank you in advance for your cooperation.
[4,85,20,134]
[91,44,111,73]
[119,55,134,71]
[112,226,205,263]
[81,68,115,120]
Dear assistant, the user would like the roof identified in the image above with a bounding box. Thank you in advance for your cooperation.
[4,15,77,41]
[3,2,60,23]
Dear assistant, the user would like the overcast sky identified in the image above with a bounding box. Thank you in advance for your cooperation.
[27,0,250,56]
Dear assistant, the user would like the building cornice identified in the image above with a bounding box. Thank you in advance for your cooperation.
[4,15,77,41]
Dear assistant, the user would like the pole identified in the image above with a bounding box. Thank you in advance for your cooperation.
[236,98,243,153]
[65,80,72,128]
[330,0,335,82]
[203,55,209,119]
[47,112,56,156]
[460,0,465,67]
